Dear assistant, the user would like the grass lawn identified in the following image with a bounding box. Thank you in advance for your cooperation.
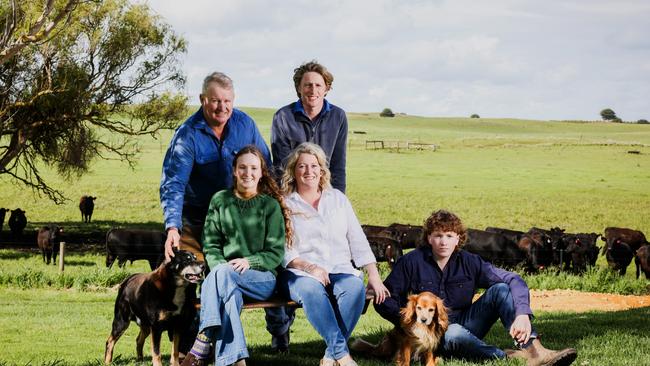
[0,286,648,366]
[1,110,650,365]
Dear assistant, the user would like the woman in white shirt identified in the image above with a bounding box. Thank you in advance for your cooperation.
[277,142,389,366]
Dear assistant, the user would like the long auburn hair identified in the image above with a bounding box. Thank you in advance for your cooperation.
[232,146,293,247]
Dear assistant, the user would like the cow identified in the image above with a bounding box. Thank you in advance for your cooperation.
[561,233,601,274]
[106,228,166,271]
[387,223,423,249]
[464,228,527,269]
[361,224,392,238]
[485,227,525,244]
[528,227,565,267]
[0,207,8,238]
[602,227,649,254]
[604,241,634,276]
[517,228,555,271]
[79,195,97,223]
[635,245,650,279]
[37,225,64,265]
[365,236,403,268]
[601,227,649,276]
[8,208,27,238]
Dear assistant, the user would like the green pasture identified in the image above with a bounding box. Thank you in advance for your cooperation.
[1,109,649,234]
[1,111,650,365]
[0,250,648,365]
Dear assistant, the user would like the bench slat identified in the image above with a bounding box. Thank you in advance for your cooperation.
[196,290,376,314]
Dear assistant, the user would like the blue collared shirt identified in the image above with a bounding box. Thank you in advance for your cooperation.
[270,99,348,192]
[375,246,533,325]
[160,107,271,231]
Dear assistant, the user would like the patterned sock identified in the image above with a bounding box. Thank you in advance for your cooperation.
[189,333,211,359]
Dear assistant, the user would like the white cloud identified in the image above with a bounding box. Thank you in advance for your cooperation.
[146,0,650,120]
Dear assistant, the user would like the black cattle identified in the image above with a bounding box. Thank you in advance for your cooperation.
[562,233,600,274]
[361,224,392,238]
[485,227,524,244]
[37,225,64,265]
[528,227,565,267]
[464,228,527,268]
[602,227,649,254]
[605,241,634,275]
[106,229,166,270]
[601,227,649,276]
[635,245,650,279]
[0,207,8,237]
[79,195,97,223]
[8,208,27,238]
[366,236,403,268]
[387,223,423,249]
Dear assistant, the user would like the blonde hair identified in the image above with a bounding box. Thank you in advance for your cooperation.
[281,142,332,195]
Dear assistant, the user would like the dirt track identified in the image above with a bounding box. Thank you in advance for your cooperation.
[528,289,650,312]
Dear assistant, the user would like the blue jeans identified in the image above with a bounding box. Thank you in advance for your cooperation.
[279,271,365,360]
[199,264,276,365]
[441,283,538,360]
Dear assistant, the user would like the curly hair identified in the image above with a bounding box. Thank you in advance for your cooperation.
[421,210,467,250]
[232,146,293,247]
[292,60,334,98]
[280,142,332,196]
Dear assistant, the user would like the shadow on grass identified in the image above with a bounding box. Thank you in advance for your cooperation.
[243,307,650,366]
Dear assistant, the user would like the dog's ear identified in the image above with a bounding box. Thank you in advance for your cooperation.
[400,294,418,326]
[433,298,449,332]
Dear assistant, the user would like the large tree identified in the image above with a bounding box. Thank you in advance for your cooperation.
[600,108,618,121]
[1,0,187,203]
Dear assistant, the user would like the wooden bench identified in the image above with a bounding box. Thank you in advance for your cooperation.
[243,290,376,314]
[196,290,376,314]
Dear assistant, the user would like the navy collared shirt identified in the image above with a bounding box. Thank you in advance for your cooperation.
[375,246,533,325]
[160,107,271,231]
[270,99,348,192]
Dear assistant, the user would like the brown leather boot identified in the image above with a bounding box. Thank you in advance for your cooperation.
[505,339,577,366]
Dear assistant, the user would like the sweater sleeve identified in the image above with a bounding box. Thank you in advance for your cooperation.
[478,259,533,317]
[245,198,286,271]
[201,194,227,269]
[270,109,292,182]
[329,112,348,193]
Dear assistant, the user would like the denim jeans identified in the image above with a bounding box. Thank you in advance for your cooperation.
[199,264,277,365]
[279,271,365,360]
[441,283,538,360]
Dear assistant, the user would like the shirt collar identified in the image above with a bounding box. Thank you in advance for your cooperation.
[292,99,331,117]
[192,107,230,137]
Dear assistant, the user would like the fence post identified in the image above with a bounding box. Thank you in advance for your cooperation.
[59,242,65,272]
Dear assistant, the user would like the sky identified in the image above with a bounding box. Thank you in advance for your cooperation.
[146,0,650,121]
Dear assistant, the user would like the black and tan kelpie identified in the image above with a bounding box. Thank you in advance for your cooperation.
[104,250,204,366]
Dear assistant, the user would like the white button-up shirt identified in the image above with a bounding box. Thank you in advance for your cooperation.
[283,189,377,278]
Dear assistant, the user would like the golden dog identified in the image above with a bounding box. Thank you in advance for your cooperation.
[351,291,448,366]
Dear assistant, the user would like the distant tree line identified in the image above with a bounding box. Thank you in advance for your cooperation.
[600,108,648,124]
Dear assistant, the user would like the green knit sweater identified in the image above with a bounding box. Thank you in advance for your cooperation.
[201,190,285,274]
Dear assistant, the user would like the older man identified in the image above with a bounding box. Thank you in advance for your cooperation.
[160,71,271,261]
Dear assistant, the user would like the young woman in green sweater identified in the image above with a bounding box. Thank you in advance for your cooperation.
[182,145,293,366]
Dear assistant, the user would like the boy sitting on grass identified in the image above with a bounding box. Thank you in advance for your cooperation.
[353,210,577,366]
